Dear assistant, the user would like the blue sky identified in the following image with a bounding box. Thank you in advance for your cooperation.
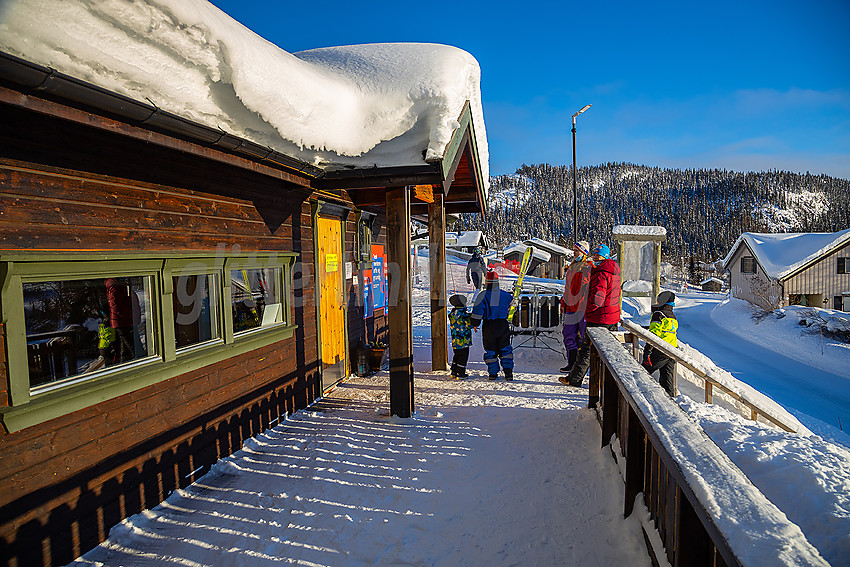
[210,0,850,180]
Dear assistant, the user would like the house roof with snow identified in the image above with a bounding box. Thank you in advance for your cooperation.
[722,228,850,280]
[0,0,488,215]
[503,242,551,262]
[700,277,724,285]
[445,231,487,248]
[523,237,569,257]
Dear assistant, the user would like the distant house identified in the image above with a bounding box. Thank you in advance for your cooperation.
[700,277,724,292]
[722,229,850,311]
[446,231,488,254]
[523,237,569,279]
[503,242,551,277]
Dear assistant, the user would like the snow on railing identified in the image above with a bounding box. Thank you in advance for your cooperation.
[618,318,804,433]
[586,327,828,567]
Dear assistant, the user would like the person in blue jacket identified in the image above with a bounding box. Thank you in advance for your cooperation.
[471,270,514,381]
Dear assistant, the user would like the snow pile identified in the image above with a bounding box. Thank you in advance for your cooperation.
[0,0,488,179]
[678,396,850,565]
[795,306,850,342]
[589,329,829,567]
[722,229,850,279]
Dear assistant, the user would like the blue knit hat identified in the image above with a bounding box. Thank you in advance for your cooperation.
[592,244,610,259]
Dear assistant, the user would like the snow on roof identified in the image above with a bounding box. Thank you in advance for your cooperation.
[0,0,488,182]
[503,242,551,262]
[446,231,485,248]
[701,277,724,285]
[722,228,850,279]
[613,225,667,237]
[524,237,569,256]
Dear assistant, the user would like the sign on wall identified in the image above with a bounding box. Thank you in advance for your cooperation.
[364,244,387,318]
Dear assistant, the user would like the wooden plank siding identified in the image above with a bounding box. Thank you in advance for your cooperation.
[0,94,385,566]
[784,242,850,309]
[726,242,782,307]
[728,239,850,310]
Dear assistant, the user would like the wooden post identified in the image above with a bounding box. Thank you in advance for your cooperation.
[705,380,713,404]
[624,405,645,518]
[429,192,448,371]
[386,187,414,418]
[654,240,662,302]
[588,347,600,408]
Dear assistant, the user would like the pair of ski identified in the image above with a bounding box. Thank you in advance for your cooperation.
[506,245,534,322]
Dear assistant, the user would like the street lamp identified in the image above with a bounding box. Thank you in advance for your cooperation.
[572,104,591,244]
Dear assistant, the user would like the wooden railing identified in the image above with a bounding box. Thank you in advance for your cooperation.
[586,327,826,567]
[618,318,796,433]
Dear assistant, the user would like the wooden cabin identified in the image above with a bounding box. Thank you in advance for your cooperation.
[0,47,487,566]
[503,243,550,277]
[701,277,724,292]
[723,229,850,311]
[523,237,569,279]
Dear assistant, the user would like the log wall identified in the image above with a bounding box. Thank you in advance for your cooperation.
[0,99,381,566]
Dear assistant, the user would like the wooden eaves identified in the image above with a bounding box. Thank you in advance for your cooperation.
[315,100,488,218]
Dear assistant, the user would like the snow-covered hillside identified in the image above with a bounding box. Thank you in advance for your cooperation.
[456,163,850,259]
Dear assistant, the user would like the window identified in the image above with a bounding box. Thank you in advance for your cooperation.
[741,256,756,274]
[230,267,283,333]
[838,258,849,274]
[173,272,220,350]
[358,212,375,265]
[1,252,296,432]
[23,275,156,390]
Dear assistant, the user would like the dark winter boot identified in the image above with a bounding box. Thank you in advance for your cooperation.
[560,349,577,373]
[504,368,513,381]
[489,374,498,380]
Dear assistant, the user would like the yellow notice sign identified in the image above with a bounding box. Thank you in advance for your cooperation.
[325,253,338,272]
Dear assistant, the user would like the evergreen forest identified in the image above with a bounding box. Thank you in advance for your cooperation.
[454,163,850,262]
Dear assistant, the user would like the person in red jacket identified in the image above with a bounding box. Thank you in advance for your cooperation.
[559,241,592,374]
[563,244,621,387]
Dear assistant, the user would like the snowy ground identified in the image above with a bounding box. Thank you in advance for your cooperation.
[68,257,850,566]
[69,282,652,566]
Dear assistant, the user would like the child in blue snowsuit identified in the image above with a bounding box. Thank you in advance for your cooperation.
[471,271,514,381]
[448,294,474,379]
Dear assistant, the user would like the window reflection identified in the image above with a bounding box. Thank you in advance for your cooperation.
[231,268,282,333]
[173,273,220,349]
[24,276,155,388]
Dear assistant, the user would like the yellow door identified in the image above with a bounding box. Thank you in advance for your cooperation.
[317,216,346,388]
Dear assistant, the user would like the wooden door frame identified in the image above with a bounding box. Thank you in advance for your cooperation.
[311,200,350,392]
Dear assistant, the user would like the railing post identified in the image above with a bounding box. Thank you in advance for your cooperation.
[675,488,715,567]
[601,363,618,448]
[671,361,678,397]
[624,405,645,518]
[705,381,713,404]
[588,345,600,408]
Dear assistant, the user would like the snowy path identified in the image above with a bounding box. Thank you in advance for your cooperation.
[69,287,651,566]
[657,294,849,434]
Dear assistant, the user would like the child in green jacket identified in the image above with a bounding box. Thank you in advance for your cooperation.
[449,294,474,379]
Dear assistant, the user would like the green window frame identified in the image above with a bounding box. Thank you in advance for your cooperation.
[1,251,297,432]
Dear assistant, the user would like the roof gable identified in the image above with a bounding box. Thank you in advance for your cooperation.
[723,228,850,280]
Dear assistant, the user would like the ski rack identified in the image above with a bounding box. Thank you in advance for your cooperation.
[510,285,565,357]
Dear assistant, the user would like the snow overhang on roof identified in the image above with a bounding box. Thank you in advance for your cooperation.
[0,0,489,212]
[612,225,667,241]
[524,237,569,256]
[504,243,551,262]
[446,231,485,247]
[722,228,850,280]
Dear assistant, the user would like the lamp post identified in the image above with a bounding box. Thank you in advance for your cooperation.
[571,104,591,244]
